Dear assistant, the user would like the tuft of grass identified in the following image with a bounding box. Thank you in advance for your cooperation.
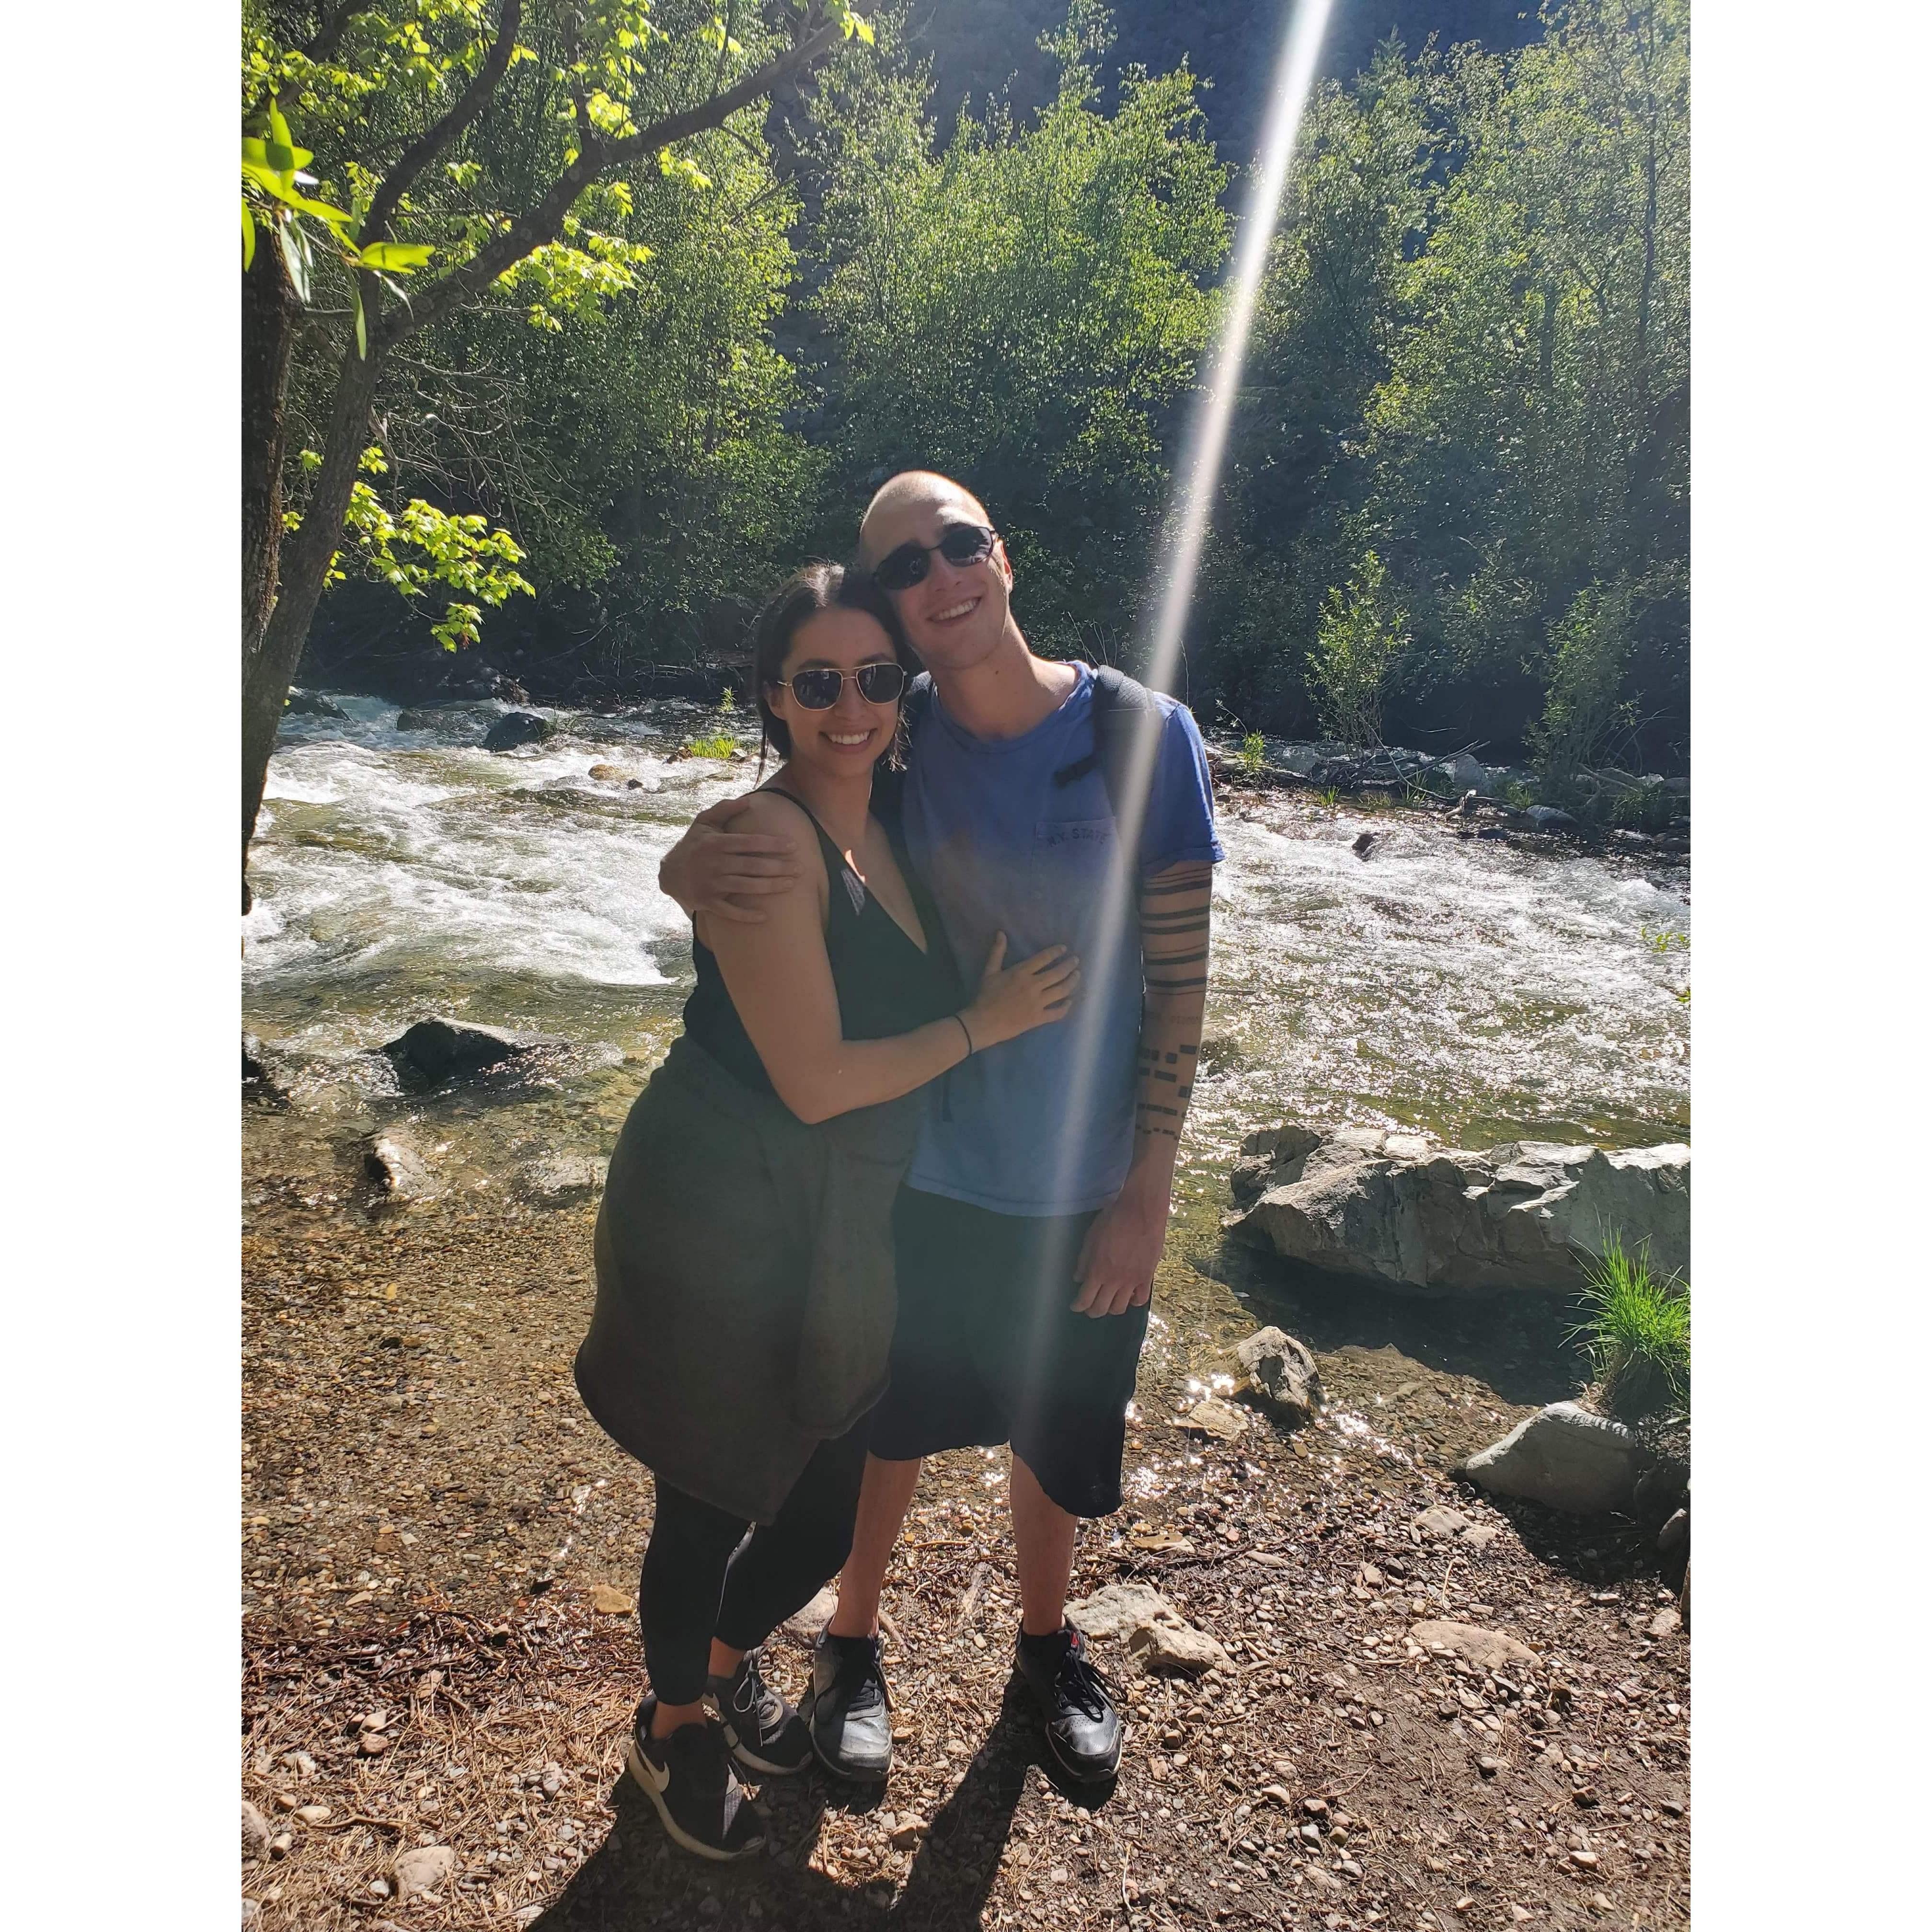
[1502,779,1535,809]
[1317,785,1342,806]
[684,731,737,760]
[1569,1232,1689,1419]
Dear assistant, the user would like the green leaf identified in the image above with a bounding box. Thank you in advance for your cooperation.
[353,280,367,359]
[242,199,256,271]
[279,218,311,304]
[355,241,436,273]
[267,98,293,153]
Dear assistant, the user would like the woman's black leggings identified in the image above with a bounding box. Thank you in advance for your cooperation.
[638,1418,871,1706]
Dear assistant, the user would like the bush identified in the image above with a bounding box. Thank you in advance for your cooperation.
[1528,581,1636,796]
[1570,1233,1689,1420]
[1307,550,1408,748]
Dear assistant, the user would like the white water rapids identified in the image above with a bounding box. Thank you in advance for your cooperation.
[242,698,1688,1193]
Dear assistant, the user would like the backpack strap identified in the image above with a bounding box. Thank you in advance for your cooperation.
[1053,665,1165,829]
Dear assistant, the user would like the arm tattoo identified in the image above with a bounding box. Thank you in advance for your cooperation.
[1132,864,1212,1148]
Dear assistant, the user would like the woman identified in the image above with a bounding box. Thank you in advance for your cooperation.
[574,564,1078,1860]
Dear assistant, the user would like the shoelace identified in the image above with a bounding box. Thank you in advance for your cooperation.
[834,1639,891,1713]
[1056,1637,1116,1721]
[733,1652,785,1733]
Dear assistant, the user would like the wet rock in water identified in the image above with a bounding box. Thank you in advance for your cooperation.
[394,707,438,731]
[1233,1326,1322,1425]
[492,675,530,705]
[1224,1123,1689,1293]
[383,1017,549,1081]
[393,1845,455,1898]
[365,1132,435,1202]
[284,688,346,719]
[1352,830,1378,858]
[1523,804,1579,833]
[484,710,553,752]
[1458,1402,1649,1514]
[586,763,632,783]
[1409,1619,1541,1673]
[523,1154,608,1203]
[1182,1395,1251,1441]
[242,1799,270,1860]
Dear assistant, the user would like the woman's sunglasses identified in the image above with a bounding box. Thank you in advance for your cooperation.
[774,662,910,710]
[870,522,999,593]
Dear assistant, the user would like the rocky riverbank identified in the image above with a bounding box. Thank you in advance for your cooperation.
[242,1128,1688,1932]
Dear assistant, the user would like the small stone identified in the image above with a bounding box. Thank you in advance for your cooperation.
[1181,1395,1251,1442]
[294,1805,332,1826]
[242,1801,271,1860]
[269,1834,292,1858]
[888,1817,927,1849]
[1592,1893,1614,1914]
[1477,1756,1503,1776]
[589,1584,633,1616]
[394,1845,456,1897]
[540,1763,564,1797]
[1454,1899,1475,1914]
[1647,1606,1682,1638]
[1409,1619,1541,1673]
[783,1584,839,1642]
[361,1730,392,1754]
[1413,1506,1469,1541]
[369,1878,392,1898]
[242,1903,261,1931]
[1569,1849,1599,1869]
[1511,1908,1534,1922]
[1129,1616,1231,1676]
[1302,1797,1329,1818]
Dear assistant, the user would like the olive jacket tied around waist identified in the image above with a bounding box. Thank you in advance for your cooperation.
[574,1033,921,1524]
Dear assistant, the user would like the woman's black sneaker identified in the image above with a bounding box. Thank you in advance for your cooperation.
[706,1648,814,1776]
[801,1632,894,1781]
[625,1696,767,1862]
[1012,1623,1122,1782]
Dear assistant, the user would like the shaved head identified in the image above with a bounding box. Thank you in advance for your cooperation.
[857,471,991,564]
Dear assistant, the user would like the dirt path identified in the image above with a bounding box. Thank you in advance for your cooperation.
[242,1160,1689,1932]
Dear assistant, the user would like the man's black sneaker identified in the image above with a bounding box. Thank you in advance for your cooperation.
[706,1647,814,1777]
[801,1631,894,1781]
[625,1695,767,1862]
[1013,1623,1122,1782]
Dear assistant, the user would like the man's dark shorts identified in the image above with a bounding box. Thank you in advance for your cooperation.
[868,1186,1150,1518]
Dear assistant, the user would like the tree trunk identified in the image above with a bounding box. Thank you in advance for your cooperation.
[241,295,383,909]
[241,238,299,909]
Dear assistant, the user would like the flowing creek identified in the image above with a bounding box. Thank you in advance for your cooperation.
[243,695,1690,1420]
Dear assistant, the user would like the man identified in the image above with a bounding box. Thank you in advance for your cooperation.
[659,472,1220,1786]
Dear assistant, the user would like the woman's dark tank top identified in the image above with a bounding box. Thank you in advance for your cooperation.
[681,789,965,1099]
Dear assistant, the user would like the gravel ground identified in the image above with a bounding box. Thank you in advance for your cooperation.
[242,1150,1690,1932]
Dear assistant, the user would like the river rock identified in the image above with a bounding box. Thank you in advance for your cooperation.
[242,1800,270,1860]
[1182,1395,1251,1441]
[1458,1402,1649,1514]
[383,1017,538,1081]
[1130,1617,1231,1676]
[1233,1326,1322,1425]
[1523,804,1579,832]
[1431,751,1488,794]
[484,710,552,752]
[523,1154,608,1203]
[394,708,438,731]
[586,763,632,783]
[1225,1124,1689,1293]
[1408,1620,1540,1672]
[393,1845,455,1898]
[285,688,347,719]
[365,1133,434,1202]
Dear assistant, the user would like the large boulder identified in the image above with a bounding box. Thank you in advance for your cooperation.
[1457,1402,1650,1514]
[284,689,346,719]
[484,710,552,752]
[1429,750,1488,794]
[1226,1124,1689,1294]
[383,1017,544,1082]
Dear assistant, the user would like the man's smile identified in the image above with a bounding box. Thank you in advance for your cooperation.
[927,595,981,624]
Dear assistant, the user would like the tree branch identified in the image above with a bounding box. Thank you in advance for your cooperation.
[360,0,525,250]
[380,10,848,350]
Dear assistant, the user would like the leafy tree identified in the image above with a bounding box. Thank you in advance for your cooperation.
[803,2,1230,656]
[241,0,872,907]
[1307,549,1409,747]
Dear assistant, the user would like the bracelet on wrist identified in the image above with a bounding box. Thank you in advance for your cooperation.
[954,1012,976,1058]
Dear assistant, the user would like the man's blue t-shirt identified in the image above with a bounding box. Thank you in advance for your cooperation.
[900,664,1224,1217]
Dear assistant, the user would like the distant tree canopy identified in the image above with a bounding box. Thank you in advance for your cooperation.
[280,0,1690,777]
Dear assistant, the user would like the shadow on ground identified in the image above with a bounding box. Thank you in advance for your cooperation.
[530,1677,1104,1930]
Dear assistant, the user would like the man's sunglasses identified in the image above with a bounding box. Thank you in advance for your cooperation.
[774,661,910,710]
[870,522,999,593]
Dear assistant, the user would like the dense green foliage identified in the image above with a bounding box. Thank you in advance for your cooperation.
[280,0,1689,773]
